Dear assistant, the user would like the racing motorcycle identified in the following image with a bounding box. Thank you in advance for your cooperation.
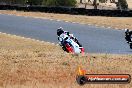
[125,29,132,49]
[58,34,84,54]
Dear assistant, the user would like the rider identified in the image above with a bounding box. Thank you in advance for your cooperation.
[57,27,82,47]
[125,29,132,43]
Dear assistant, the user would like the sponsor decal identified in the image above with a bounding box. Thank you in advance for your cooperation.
[76,67,131,85]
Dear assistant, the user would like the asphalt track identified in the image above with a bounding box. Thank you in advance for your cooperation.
[0,14,131,54]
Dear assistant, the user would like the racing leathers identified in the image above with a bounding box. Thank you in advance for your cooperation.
[58,31,82,48]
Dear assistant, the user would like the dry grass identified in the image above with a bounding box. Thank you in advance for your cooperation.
[0,10,132,30]
[0,33,132,88]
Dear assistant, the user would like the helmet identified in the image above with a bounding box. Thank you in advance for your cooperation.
[57,27,64,36]
[125,28,129,33]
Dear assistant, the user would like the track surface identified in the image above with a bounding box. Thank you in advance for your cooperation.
[0,14,131,54]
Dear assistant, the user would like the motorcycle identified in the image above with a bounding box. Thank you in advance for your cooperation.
[125,29,132,49]
[58,35,84,54]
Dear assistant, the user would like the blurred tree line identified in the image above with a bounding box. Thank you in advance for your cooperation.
[0,0,128,10]
[0,0,77,6]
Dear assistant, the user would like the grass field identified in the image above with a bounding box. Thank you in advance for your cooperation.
[0,10,132,30]
[0,33,132,88]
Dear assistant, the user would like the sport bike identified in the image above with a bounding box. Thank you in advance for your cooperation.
[58,36,84,54]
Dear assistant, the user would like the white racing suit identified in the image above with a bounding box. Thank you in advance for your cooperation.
[58,32,82,47]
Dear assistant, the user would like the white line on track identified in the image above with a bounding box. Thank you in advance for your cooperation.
[0,32,58,46]
[57,20,61,21]
[65,21,69,22]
